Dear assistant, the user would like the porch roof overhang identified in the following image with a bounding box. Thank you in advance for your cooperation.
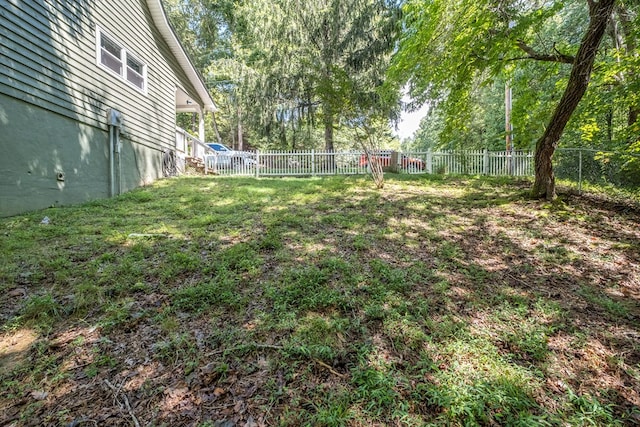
[176,87,203,113]
[147,0,217,113]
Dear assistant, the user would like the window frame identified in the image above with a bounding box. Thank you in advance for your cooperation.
[96,27,148,94]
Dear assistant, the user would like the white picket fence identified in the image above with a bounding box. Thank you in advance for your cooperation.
[253,151,367,176]
[207,149,535,178]
[419,150,534,176]
[175,127,534,178]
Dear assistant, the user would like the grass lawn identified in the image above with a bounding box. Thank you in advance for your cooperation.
[1,175,639,426]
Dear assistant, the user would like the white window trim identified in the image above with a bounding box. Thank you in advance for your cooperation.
[96,26,148,94]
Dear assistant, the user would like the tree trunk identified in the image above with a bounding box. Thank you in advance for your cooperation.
[629,107,639,128]
[237,105,243,151]
[324,105,334,152]
[532,138,557,199]
[280,113,287,148]
[323,103,336,172]
[615,4,639,133]
[291,115,297,151]
[211,111,222,144]
[532,0,616,200]
[606,108,613,144]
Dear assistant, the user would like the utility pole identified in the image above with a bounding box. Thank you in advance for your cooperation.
[505,20,515,175]
[505,20,515,153]
[505,82,513,175]
[505,82,513,152]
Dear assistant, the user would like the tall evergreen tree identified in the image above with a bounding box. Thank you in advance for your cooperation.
[234,0,401,151]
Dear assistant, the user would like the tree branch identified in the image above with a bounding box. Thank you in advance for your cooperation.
[104,380,140,427]
[516,39,575,64]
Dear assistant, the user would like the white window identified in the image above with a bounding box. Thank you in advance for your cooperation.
[126,55,145,89]
[97,27,147,93]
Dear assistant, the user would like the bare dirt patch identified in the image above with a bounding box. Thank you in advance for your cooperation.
[0,329,38,376]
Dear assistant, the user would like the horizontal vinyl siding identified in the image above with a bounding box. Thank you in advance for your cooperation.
[0,0,205,153]
[95,0,207,147]
[0,2,104,129]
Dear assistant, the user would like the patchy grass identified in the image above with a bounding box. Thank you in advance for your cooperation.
[1,175,639,426]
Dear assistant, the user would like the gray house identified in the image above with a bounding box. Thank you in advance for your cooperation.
[0,0,215,217]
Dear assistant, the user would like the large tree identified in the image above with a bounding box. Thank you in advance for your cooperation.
[532,0,616,199]
[232,0,401,151]
[165,0,402,151]
[391,0,619,199]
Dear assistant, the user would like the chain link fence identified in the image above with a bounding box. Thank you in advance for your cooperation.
[554,148,640,193]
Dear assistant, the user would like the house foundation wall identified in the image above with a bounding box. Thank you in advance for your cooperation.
[0,93,163,217]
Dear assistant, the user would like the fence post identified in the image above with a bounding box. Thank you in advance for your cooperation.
[483,149,489,175]
[578,149,583,194]
[311,150,315,176]
[427,150,433,174]
[255,151,260,178]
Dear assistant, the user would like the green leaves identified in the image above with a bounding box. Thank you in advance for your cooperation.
[393,0,640,156]
[218,0,402,149]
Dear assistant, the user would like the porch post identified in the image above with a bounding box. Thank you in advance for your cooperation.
[198,107,206,142]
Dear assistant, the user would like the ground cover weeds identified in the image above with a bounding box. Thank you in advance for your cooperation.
[1,175,639,426]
